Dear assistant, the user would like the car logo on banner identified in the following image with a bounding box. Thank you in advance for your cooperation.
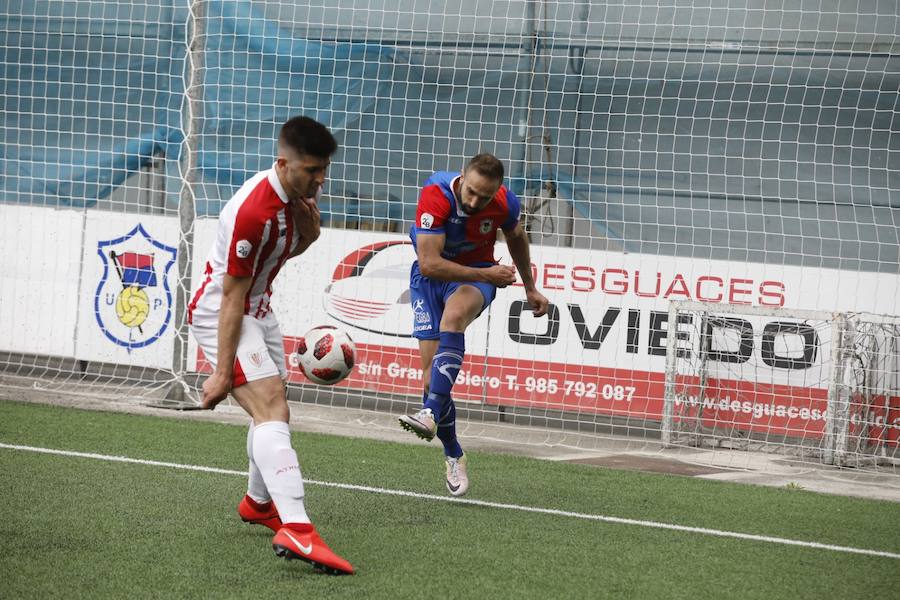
[94,224,177,350]
[323,240,415,337]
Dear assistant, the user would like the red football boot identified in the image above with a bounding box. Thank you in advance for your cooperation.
[272,523,354,575]
[238,495,283,532]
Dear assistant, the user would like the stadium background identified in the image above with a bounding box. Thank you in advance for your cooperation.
[4,0,898,268]
[1,0,899,473]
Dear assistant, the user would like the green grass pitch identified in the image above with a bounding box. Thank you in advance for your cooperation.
[1,400,899,599]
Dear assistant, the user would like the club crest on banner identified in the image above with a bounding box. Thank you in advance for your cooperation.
[94,224,177,350]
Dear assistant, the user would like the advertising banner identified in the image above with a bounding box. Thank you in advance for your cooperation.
[201,227,900,442]
[4,207,896,444]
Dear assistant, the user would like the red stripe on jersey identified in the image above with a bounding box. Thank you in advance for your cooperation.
[248,214,280,316]
[187,261,214,325]
[227,179,284,279]
[257,207,294,319]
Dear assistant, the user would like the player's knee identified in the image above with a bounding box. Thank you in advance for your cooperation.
[258,399,289,423]
[264,390,289,419]
[236,378,289,422]
[439,312,469,332]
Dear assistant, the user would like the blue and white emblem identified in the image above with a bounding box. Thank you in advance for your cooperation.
[94,224,177,350]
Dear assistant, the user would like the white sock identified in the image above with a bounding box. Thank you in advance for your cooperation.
[246,420,270,503]
[251,420,310,524]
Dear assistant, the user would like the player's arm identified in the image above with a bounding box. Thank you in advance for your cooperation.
[417,232,516,287]
[202,203,264,409]
[202,273,253,409]
[504,223,550,317]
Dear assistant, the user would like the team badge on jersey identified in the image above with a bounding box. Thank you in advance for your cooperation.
[236,239,253,258]
[479,218,493,234]
[420,213,434,229]
[94,224,177,350]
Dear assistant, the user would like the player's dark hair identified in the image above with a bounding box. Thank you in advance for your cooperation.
[465,153,504,181]
[279,116,338,158]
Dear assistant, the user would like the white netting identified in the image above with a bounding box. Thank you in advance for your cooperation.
[663,302,900,473]
[1,2,898,472]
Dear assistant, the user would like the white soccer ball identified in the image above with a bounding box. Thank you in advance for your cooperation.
[296,325,356,385]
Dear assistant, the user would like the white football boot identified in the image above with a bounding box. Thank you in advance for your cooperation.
[399,408,437,441]
[445,454,469,496]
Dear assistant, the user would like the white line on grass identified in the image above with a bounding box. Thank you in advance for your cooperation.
[3,441,899,561]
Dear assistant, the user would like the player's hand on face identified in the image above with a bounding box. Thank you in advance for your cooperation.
[201,371,231,410]
[526,288,550,317]
[292,197,321,244]
[485,264,517,288]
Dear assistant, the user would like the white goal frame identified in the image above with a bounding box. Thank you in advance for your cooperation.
[662,301,900,470]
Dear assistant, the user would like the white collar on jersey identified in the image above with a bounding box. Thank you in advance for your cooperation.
[268,164,290,204]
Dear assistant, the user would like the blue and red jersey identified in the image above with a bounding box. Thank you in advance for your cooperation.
[409,171,521,267]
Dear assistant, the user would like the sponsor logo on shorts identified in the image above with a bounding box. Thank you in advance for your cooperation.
[413,299,431,326]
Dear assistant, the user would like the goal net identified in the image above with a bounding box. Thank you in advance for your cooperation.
[1,1,898,464]
[663,301,900,470]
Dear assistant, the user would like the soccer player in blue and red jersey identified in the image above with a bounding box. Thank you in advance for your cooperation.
[399,153,549,496]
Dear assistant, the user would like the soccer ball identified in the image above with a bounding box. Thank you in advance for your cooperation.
[295,325,356,385]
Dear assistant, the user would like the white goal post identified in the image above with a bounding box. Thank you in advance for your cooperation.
[662,301,900,469]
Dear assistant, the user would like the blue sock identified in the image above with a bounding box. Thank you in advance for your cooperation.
[424,332,465,453]
[437,399,463,458]
[428,332,465,399]
[423,391,443,422]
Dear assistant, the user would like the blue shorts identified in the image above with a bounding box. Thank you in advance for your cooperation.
[409,261,497,340]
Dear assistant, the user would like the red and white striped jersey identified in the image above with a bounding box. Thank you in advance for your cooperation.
[189,165,315,325]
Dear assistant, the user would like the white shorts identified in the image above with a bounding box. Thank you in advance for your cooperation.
[190,315,286,388]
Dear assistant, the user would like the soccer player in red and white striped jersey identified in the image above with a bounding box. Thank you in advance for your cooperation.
[189,116,353,575]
